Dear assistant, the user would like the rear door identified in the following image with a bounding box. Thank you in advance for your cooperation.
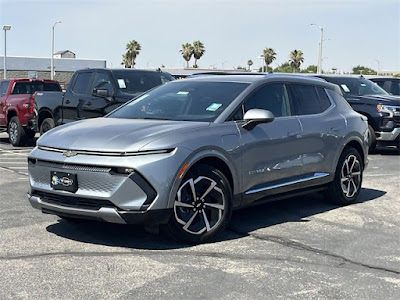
[288,84,346,175]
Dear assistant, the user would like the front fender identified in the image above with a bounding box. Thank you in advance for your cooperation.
[167,146,240,209]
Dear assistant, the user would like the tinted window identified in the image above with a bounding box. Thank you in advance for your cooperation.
[374,80,385,88]
[12,82,31,94]
[31,82,61,92]
[0,81,10,97]
[323,77,387,96]
[291,84,322,115]
[109,81,248,122]
[390,81,400,95]
[316,87,332,111]
[244,83,291,117]
[112,71,174,94]
[72,72,92,95]
[92,72,114,95]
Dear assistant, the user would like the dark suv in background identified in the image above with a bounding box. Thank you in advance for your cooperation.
[317,75,400,151]
[368,76,400,96]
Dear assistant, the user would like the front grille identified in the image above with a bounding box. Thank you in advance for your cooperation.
[36,160,111,173]
[35,191,116,211]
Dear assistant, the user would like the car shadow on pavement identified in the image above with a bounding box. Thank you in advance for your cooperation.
[372,146,400,156]
[0,136,38,147]
[45,187,386,250]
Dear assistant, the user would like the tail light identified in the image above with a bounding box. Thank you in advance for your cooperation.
[28,94,35,115]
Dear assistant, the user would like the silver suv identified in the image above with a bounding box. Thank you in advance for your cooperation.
[28,74,369,243]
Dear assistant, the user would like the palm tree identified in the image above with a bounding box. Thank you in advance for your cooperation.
[121,40,141,68]
[263,48,276,72]
[289,49,304,73]
[192,40,205,67]
[247,59,253,71]
[180,43,193,68]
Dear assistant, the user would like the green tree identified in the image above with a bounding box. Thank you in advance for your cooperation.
[352,65,376,75]
[289,49,304,72]
[236,66,247,71]
[180,43,194,68]
[247,59,253,71]
[193,40,206,67]
[121,40,141,68]
[273,62,292,73]
[301,65,318,73]
[262,48,276,72]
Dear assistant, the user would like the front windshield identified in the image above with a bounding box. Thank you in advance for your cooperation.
[112,70,175,94]
[327,77,388,96]
[108,81,249,122]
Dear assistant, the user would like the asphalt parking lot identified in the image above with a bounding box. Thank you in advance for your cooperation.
[0,132,399,300]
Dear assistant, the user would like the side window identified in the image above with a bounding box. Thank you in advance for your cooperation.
[92,72,114,95]
[375,80,385,88]
[244,83,292,117]
[390,81,399,95]
[0,81,10,97]
[290,84,322,115]
[11,82,31,94]
[72,72,92,95]
[316,87,332,111]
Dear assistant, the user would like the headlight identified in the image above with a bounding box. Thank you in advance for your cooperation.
[377,104,400,117]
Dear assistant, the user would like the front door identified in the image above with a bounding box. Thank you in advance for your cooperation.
[62,71,94,124]
[235,83,305,202]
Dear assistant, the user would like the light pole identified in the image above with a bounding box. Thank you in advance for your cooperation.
[310,24,323,75]
[51,21,61,80]
[375,59,380,75]
[3,25,11,79]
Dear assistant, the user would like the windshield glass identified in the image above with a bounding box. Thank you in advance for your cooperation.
[326,77,388,96]
[108,81,249,122]
[112,71,175,94]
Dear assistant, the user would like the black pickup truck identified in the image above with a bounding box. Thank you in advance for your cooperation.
[317,75,400,152]
[34,68,175,133]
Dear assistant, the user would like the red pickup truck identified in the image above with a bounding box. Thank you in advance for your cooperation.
[0,78,62,146]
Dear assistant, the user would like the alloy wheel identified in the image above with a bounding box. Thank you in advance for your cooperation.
[340,154,361,198]
[174,176,225,235]
[9,121,18,144]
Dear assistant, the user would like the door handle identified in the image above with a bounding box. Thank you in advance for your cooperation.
[65,99,70,104]
[85,101,92,107]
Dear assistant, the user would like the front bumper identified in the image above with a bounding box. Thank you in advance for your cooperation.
[376,127,400,141]
[28,193,172,224]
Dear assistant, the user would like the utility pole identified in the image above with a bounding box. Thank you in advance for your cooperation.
[51,21,61,80]
[311,24,323,75]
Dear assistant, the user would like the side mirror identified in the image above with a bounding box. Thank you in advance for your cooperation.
[242,109,275,130]
[93,88,110,98]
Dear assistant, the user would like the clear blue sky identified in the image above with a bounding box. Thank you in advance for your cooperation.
[1,0,399,73]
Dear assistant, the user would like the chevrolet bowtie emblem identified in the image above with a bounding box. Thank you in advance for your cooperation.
[63,150,77,157]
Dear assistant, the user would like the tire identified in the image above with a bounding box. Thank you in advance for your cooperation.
[40,118,55,135]
[8,116,25,146]
[325,147,363,205]
[165,164,233,244]
[368,125,377,153]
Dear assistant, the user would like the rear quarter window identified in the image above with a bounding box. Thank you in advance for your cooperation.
[290,84,322,115]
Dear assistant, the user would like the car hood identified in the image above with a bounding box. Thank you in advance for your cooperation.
[37,118,210,153]
[346,94,400,105]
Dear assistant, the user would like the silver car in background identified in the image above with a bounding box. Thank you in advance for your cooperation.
[28,74,369,243]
